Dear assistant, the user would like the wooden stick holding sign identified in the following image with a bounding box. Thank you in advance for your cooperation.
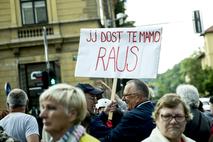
[108,78,117,121]
[75,27,162,79]
[75,27,162,126]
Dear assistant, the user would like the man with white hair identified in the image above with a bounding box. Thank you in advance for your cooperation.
[176,84,211,142]
[0,88,39,142]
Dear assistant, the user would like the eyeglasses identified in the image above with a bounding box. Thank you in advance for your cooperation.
[123,92,140,97]
[160,114,186,122]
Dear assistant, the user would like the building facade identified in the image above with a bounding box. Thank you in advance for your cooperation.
[0,0,114,111]
[201,26,213,69]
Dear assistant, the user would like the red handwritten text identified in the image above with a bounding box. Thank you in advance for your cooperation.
[95,46,139,72]
[101,31,123,42]
[127,31,161,43]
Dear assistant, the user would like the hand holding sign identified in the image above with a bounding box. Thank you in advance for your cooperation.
[75,26,162,125]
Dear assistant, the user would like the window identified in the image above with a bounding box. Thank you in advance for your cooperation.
[21,0,48,25]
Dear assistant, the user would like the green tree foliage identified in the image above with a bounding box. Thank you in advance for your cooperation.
[114,0,135,27]
[151,53,213,99]
[179,56,206,93]
[114,0,125,14]
[151,63,184,99]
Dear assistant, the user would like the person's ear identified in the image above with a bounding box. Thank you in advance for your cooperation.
[68,110,77,122]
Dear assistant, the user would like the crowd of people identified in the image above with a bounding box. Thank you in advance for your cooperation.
[0,79,213,142]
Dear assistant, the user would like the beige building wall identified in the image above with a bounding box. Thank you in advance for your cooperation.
[0,0,107,111]
[0,1,11,28]
[202,27,213,69]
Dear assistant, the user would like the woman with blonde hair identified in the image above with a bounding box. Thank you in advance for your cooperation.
[39,83,99,142]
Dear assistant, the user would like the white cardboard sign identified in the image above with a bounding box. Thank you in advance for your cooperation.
[75,27,162,78]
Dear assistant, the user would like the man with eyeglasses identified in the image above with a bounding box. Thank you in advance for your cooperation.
[143,93,195,142]
[76,83,104,129]
[99,79,155,142]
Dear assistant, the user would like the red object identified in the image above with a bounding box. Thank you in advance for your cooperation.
[211,124,213,134]
[181,138,184,142]
[106,120,113,128]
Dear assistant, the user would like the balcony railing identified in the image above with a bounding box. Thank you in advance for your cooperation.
[18,26,54,38]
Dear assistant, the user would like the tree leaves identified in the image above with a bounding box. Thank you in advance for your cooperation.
[151,54,213,98]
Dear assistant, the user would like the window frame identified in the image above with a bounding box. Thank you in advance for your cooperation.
[20,0,48,25]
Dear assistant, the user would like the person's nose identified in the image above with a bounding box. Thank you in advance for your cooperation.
[39,109,47,118]
[122,96,126,101]
[94,97,98,104]
[170,117,178,124]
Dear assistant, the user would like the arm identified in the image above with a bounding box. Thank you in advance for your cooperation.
[100,103,155,142]
[26,134,40,142]
[26,116,40,142]
[115,95,127,112]
[89,112,111,138]
[95,80,112,91]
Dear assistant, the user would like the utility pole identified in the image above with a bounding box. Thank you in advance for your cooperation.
[43,26,50,71]
[108,0,116,28]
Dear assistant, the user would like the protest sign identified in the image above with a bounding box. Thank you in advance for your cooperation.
[75,26,162,78]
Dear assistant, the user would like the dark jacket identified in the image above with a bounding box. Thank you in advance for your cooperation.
[89,108,123,138]
[184,107,211,142]
[99,101,155,142]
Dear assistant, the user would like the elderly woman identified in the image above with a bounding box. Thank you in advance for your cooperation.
[176,84,211,142]
[39,83,99,142]
[142,93,195,142]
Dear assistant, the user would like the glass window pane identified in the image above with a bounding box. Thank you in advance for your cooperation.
[22,2,34,24]
[21,0,31,2]
[34,1,47,23]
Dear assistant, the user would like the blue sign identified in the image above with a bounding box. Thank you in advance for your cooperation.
[4,82,11,96]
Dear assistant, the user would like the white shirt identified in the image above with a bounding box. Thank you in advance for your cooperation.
[142,127,195,142]
[0,112,39,142]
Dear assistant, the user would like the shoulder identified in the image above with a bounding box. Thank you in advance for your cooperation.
[4,112,36,120]
[142,127,169,142]
[0,113,12,121]
[182,134,196,142]
[80,133,100,142]
[138,101,154,109]
[194,109,211,125]
[126,102,154,117]
[19,113,38,123]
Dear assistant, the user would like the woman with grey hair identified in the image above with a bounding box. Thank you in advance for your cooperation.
[176,84,211,142]
[39,83,99,142]
[176,84,200,108]
[142,93,194,142]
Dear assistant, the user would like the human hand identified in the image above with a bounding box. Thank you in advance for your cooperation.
[104,101,117,115]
